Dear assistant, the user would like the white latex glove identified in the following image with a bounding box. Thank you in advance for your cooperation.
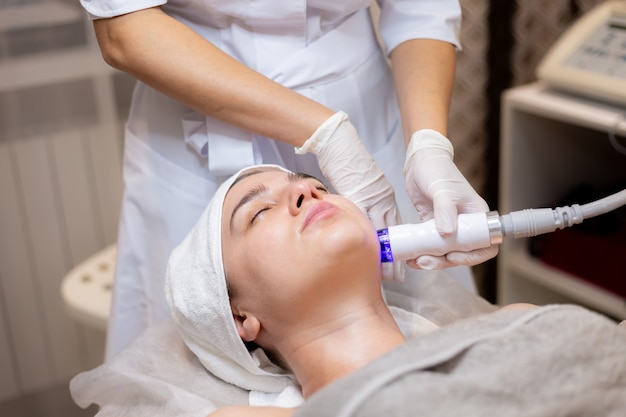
[404,129,498,270]
[296,111,403,281]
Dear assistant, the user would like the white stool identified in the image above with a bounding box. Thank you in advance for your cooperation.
[61,245,116,332]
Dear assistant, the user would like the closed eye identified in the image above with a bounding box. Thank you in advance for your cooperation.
[251,205,272,224]
[315,184,329,193]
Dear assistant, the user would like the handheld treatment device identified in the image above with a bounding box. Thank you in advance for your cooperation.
[378,189,626,263]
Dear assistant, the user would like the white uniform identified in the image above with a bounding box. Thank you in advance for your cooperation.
[80,0,466,359]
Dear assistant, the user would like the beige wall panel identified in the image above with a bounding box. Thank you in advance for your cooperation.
[50,128,111,378]
[0,300,19,402]
[85,125,123,246]
[51,130,100,267]
[0,147,21,402]
[0,141,55,393]
[12,137,84,387]
[53,127,113,370]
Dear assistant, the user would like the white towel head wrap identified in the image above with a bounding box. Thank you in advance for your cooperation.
[165,164,297,393]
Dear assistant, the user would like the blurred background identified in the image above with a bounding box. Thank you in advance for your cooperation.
[0,0,610,415]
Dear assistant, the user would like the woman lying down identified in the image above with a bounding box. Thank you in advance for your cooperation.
[71,165,626,417]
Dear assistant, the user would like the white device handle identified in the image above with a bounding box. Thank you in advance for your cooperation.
[385,212,493,261]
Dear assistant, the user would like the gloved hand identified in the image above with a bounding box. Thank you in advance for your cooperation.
[296,111,403,281]
[404,129,498,270]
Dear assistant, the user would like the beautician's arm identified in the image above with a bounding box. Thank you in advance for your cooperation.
[390,39,498,269]
[93,7,333,146]
[389,39,456,143]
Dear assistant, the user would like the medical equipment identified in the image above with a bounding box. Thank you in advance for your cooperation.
[536,1,626,106]
[378,188,626,262]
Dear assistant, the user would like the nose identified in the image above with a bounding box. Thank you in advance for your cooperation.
[288,181,323,215]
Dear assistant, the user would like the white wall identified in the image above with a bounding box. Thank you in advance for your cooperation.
[0,0,130,401]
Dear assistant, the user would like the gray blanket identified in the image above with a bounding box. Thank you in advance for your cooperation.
[295,305,626,417]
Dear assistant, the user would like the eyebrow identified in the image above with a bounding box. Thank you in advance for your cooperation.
[229,183,270,229]
[228,171,323,230]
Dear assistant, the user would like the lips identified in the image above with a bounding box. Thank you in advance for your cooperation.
[301,201,339,231]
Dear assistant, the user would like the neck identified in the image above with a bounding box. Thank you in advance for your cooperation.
[278,303,405,398]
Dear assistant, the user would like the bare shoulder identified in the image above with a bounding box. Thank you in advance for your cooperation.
[208,406,296,417]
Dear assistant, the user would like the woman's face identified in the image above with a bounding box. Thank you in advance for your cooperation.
[221,168,381,328]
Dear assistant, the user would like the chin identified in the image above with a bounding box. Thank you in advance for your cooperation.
[320,225,379,264]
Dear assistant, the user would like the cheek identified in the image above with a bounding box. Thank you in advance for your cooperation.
[238,227,301,286]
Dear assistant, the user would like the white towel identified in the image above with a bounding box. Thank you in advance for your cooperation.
[165,164,298,396]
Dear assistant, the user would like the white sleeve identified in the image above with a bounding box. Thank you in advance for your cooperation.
[376,0,462,55]
[80,0,167,19]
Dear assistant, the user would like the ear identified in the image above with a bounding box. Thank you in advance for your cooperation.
[233,312,261,342]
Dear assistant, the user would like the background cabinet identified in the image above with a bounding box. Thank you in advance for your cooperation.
[497,82,626,320]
